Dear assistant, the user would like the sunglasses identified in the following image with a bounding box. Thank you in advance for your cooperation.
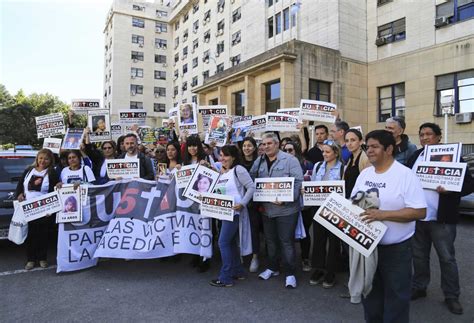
[103,146,113,150]
[284,148,294,153]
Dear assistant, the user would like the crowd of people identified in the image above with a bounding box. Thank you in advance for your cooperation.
[15,112,473,322]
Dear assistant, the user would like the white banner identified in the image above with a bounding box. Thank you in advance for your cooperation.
[302,180,345,206]
[254,177,295,202]
[423,143,462,163]
[56,185,82,223]
[250,115,267,134]
[183,165,220,203]
[43,138,62,154]
[414,161,467,192]
[200,192,234,221]
[265,113,300,132]
[88,109,111,142]
[106,159,140,179]
[71,99,101,114]
[111,123,122,141]
[314,192,387,258]
[300,99,337,123]
[175,165,197,189]
[19,191,62,223]
[35,113,66,139]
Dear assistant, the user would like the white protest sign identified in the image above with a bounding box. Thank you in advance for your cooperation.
[178,103,198,135]
[19,191,62,223]
[43,138,62,154]
[232,115,252,142]
[35,113,66,138]
[106,159,140,179]
[183,165,220,204]
[300,99,337,123]
[198,105,228,129]
[168,107,178,118]
[88,109,111,142]
[71,99,101,114]
[414,161,467,192]
[200,192,234,221]
[302,180,345,206]
[253,177,295,202]
[119,110,147,134]
[265,113,300,132]
[423,143,462,163]
[250,115,267,134]
[314,192,387,258]
[80,185,88,206]
[111,123,122,141]
[56,185,82,223]
[175,165,198,189]
[205,115,232,147]
[277,108,301,118]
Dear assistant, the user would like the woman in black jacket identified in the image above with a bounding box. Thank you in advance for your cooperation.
[16,148,60,270]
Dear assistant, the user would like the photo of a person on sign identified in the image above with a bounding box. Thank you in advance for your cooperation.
[192,174,213,193]
[93,116,107,134]
[180,103,194,124]
[63,196,78,213]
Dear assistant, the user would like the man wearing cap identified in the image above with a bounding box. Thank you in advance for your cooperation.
[385,116,417,165]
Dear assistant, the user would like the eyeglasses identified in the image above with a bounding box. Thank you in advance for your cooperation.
[284,148,294,153]
[103,146,113,150]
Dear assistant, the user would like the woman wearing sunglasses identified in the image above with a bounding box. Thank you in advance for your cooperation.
[83,128,117,184]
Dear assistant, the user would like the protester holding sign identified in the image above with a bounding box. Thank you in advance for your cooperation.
[209,145,255,287]
[250,132,303,288]
[165,141,182,173]
[83,128,117,184]
[117,133,154,180]
[306,140,344,288]
[406,123,473,315]
[15,149,60,270]
[351,130,427,323]
[58,150,96,186]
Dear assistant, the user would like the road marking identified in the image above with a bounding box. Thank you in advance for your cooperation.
[0,265,57,276]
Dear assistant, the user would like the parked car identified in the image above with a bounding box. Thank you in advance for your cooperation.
[0,149,37,239]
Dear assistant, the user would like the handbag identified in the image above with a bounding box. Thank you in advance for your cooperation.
[8,202,28,245]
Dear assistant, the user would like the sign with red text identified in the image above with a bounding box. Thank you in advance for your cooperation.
[314,192,387,258]
[265,113,300,132]
[414,161,467,192]
[19,191,62,222]
[250,115,267,134]
[302,180,345,206]
[35,113,66,138]
[175,165,198,189]
[119,110,147,134]
[253,177,295,202]
[299,99,337,123]
[198,105,228,129]
[106,159,140,179]
[200,192,234,221]
[71,99,101,114]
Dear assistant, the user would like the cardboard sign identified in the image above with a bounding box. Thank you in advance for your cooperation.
[71,99,101,114]
[265,113,300,132]
[198,105,228,129]
[299,99,337,123]
[43,138,62,154]
[19,191,62,223]
[302,180,345,206]
[250,115,267,134]
[232,115,252,142]
[205,115,232,147]
[314,192,387,258]
[183,165,220,203]
[200,192,234,221]
[119,110,147,134]
[56,185,82,223]
[253,177,295,202]
[111,123,122,141]
[35,113,66,139]
[414,161,467,192]
[175,165,198,189]
[62,129,84,150]
[178,103,198,135]
[88,109,111,142]
[423,143,462,163]
[277,108,301,118]
[106,159,140,179]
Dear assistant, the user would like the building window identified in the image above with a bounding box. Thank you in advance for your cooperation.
[268,0,273,7]
[193,3,199,14]
[217,20,225,33]
[193,20,199,33]
[192,95,197,103]
[175,21,180,31]
[203,50,210,62]
[192,38,199,51]
[132,17,144,28]
[231,54,241,66]
[154,103,166,112]
[275,12,282,34]
[234,91,246,116]
[377,0,393,5]
[265,80,281,112]
[203,70,210,80]
[155,38,167,49]
[174,53,179,63]
[174,69,179,80]
[130,84,143,95]
[155,87,166,97]
[268,17,274,38]
[133,4,145,11]
[183,12,189,23]
[204,10,211,23]
[192,57,198,68]
[209,98,218,105]
[132,35,144,45]
[174,37,180,49]
[283,8,290,31]
[131,51,144,61]
[192,76,198,87]
[436,0,474,27]
[291,5,297,27]
[183,46,188,57]
[376,18,406,46]
[216,63,225,73]
[218,0,225,12]
[378,83,405,122]
[182,82,188,92]
[183,29,189,41]
[156,22,167,33]
[155,54,167,64]
[154,70,166,80]
[204,30,211,42]
[217,41,225,54]
[436,70,474,115]
[309,79,331,102]
[174,86,178,97]
[232,8,241,23]
[232,31,241,46]
[183,64,188,74]
[130,101,143,109]
[156,9,167,17]
[131,68,143,78]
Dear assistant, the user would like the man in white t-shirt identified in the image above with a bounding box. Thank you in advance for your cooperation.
[351,130,427,323]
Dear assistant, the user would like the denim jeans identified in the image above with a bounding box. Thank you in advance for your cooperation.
[312,220,340,277]
[412,221,460,299]
[363,238,412,323]
[218,215,244,284]
[262,213,298,275]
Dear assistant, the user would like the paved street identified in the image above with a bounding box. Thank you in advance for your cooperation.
[1,217,473,323]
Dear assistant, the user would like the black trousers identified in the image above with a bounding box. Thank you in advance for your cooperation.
[299,207,315,260]
[311,220,340,277]
[26,216,50,262]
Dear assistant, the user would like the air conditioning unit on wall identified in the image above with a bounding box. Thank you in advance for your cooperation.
[455,112,472,124]
[435,16,450,28]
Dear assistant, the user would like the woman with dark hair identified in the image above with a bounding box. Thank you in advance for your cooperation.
[16,149,60,270]
[83,127,117,184]
[58,150,96,186]
[344,129,370,199]
[64,196,78,213]
[209,145,255,287]
[165,141,182,172]
[116,135,126,156]
[240,137,258,172]
[192,174,213,193]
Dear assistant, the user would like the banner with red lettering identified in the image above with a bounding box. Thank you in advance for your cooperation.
[253,177,295,202]
[302,180,345,206]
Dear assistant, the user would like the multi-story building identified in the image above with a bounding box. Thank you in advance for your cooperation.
[105,0,474,146]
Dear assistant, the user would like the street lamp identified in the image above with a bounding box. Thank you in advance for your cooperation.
[440,94,454,144]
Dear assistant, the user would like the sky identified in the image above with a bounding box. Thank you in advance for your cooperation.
[1,0,113,103]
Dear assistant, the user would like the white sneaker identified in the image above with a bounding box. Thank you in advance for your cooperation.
[258,269,280,280]
[249,257,259,273]
[285,275,297,289]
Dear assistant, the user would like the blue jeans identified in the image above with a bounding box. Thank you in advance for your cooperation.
[412,221,460,299]
[262,213,298,275]
[363,238,412,323]
[218,215,244,284]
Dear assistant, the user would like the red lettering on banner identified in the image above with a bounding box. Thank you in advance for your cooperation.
[115,188,139,215]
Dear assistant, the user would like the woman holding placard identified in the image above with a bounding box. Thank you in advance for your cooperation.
[57,150,96,186]
[16,149,60,270]
[83,127,117,184]
[209,145,255,287]
[307,140,344,288]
